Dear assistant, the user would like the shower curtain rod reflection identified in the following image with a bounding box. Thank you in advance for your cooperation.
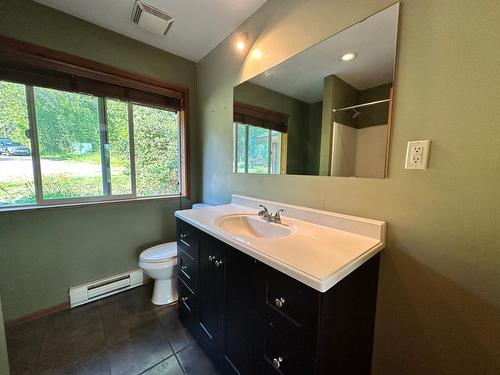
[332,98,390,112]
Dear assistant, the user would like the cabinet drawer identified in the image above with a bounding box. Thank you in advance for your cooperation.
[255,263,320,355]
[178,276,197,327]
[176,219,199,259]
[255,316,317,375]
[178,249,197,292]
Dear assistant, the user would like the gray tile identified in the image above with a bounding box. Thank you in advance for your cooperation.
[6,318,47,375]
[177,345,220,375]
[155,304,178,329]
[108,320,174,375]
[5,286,186,375]
[156,305,195,353]
[36,319,107,374]
[64,348,110,375]
[140,355,184,375]
[45,303,102,336]
[101,286,160,346]
[103,308,158,346]
[6,317,47,344]
[101,285,155,316]
[36,348,110,375]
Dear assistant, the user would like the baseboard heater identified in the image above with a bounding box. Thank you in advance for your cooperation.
[69,269,144,308]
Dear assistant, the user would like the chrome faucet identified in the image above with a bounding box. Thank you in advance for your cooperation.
[258,205,285,224]
[258,205,273,222]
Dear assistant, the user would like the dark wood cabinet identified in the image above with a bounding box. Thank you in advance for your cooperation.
[254,263,320,356]
[198,233,226,355]
[254,314,317,375]
[223,249,255,375]
[176,218,380,375]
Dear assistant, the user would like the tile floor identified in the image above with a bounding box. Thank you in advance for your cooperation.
[5,284,220,375]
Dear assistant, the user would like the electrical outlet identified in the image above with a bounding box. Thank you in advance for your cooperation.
[405,140,430,169]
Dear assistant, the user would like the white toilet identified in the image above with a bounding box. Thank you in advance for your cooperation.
[139,242,178,305]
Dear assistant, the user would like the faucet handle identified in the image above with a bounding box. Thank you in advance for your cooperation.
[258,205,269,216]
[273,209,285,223]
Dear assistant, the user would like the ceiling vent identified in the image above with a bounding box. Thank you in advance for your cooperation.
[131,0,175,35]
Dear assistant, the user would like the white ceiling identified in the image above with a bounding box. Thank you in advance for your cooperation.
[249,4,399,103]
[34,0,267,62]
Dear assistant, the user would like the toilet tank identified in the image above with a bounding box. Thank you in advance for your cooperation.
[192,203,212,209]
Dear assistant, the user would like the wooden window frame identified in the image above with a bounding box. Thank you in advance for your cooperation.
[0,35,190,210]
[233,101,289,133]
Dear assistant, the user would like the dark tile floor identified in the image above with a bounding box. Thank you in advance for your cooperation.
[5,284,220,375]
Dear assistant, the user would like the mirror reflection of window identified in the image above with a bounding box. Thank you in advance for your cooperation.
[233,122,282,175]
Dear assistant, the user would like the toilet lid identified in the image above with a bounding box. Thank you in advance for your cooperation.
[140,242,177,263]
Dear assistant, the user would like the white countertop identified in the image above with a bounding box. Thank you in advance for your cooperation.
[175,195,386,292]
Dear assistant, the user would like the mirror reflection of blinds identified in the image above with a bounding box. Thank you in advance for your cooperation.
[0,35,183,112]
[233,101,289,133]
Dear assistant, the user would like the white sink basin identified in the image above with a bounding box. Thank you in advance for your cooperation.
[215,214,295,239]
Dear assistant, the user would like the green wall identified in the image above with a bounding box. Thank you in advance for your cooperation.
[306,101,323,175]
[0,297,8,375]
[357,83,392,128]
[0,0,199,320]
[198,0,500,374]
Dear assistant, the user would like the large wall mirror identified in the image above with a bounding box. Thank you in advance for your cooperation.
[233,3,399,178]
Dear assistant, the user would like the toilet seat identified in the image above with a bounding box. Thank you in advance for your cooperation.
[140,242,177,263]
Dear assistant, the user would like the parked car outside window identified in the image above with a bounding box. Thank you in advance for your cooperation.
[4,142,30,156]
[0,138,13,155]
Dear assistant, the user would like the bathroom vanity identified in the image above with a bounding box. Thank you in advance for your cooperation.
[175,195,385,375]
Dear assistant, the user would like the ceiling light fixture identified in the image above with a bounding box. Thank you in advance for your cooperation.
[340,52,357,62]
[235,32,249,52]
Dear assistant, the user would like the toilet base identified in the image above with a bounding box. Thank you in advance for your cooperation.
[151,278,178,305]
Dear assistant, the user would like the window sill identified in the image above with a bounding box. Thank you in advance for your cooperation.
[0,195,189,214]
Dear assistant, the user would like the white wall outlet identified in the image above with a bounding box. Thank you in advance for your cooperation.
[405,140,430,169]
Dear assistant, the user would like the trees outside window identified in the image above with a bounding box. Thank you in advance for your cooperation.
[0,81,183,207]
[234,122,282,174]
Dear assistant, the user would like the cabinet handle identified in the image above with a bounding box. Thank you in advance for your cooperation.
[181,296,189,302]
[208,255,215,262]
[274,297,285,309]
[180,233,187,239]
[181,265,188,271]
[272,357,283,369]
[215,260,223,267]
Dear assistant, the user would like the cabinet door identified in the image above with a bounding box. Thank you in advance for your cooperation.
[198,234,226,355]
[223,250,255,375]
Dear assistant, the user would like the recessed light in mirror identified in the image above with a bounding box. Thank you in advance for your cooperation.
[340,52,357,62]
[251,49,263,58]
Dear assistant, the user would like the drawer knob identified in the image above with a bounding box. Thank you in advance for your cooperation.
[181,265,188,271]
[272,357,283,369]
[208,255,216,262]
[215,260,223,267]
[274,297,286,309]
[181,296,189,302]
[180,233,187,239]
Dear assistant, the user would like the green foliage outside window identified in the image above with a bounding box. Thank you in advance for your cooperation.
[0,80,181,206]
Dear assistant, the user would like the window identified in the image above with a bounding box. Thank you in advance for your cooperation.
[132,103,180,196]
[0,82,184,208]
[234,122,282,174]
[0,36,188,209]
[34,87,104,200]
[0,81,35,205]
